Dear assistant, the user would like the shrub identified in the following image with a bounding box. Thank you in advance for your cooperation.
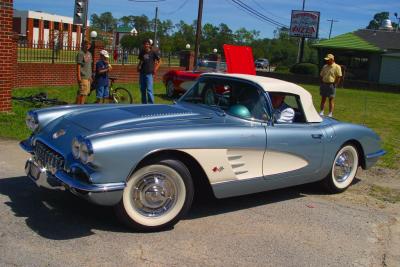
[274,65,290,74]
[290,63,319,76]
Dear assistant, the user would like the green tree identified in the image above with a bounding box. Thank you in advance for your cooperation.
[90,12,117,32]
[366,12,398,29]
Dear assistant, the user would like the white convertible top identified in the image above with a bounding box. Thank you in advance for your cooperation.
[203,73,323,123]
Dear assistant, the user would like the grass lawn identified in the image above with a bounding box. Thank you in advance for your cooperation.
[0,82,398,169]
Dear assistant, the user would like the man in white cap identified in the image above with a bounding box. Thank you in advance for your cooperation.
[319,53,342,117]
[95,50,112,103]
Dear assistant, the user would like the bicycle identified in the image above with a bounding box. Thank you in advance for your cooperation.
[12,92,68,107]
[90,77,133,104]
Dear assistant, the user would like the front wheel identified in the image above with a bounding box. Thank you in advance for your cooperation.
[112,87,133,104]
[323,144,359,193]
[115,159,194,231]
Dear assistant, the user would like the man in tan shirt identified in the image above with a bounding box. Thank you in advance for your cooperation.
[319,53,342,117]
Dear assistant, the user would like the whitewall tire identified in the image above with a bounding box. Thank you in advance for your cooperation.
[324,144,359,193]
[115,159,194,231]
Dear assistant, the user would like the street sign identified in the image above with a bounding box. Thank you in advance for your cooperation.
[289,10,320,39]
[73,0,87,25]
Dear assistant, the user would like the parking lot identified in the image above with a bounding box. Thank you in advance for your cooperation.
[0,138,399,266]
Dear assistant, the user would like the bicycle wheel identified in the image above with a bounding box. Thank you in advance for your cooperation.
[112,87,133,104]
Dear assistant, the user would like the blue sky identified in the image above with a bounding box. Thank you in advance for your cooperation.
[14,0,400,39]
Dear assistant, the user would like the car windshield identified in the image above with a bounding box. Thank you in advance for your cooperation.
[195,60,227,73]
[179,77,270,121]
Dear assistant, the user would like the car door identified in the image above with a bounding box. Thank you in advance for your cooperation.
[262,94,325,181]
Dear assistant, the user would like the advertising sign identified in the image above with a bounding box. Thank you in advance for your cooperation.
[290,10,320,39]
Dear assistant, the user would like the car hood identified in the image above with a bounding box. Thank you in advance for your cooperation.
[64,104,221,132]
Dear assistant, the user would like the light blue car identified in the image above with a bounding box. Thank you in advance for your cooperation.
[20,73,385,231]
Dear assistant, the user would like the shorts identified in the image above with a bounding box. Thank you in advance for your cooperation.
[78,79,91,96]
[96,85,109,99]
[320,83,336,97]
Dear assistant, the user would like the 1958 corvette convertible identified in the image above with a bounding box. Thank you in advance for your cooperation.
[20,73,385,231]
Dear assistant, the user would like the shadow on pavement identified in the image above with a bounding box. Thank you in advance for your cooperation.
[0,175,361,239]
[0,176,125,240]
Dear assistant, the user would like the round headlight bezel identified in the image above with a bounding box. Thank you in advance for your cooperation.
[71,137,94,164]
[25,111,39,132]
[71,138,81,159]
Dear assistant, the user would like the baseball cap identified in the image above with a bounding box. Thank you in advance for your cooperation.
[324,54,334,60]
[100,50,109,58]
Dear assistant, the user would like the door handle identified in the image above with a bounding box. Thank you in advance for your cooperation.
[311,134,323,139]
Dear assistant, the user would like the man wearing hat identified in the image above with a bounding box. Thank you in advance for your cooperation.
[319,53,342,117]
[95,50,112,103]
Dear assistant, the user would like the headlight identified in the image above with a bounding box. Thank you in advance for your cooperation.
[71,137,94,164]
[25,111,39,132]
[72,138,81,159]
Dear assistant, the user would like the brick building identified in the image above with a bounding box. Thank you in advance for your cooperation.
[0,0,15,112]
[13,9,87,49]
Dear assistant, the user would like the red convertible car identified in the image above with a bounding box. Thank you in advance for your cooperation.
[163,45,256,98]
[163,60,227,98]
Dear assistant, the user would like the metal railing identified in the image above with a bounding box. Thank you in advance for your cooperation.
[18,41,80,63]
[18,41,180,66]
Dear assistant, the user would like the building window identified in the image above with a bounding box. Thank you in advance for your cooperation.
[72,25,77,32]
[54,22,59,29]
[63,23,69,31]
[33,19,39,28]
[44,20,50,29]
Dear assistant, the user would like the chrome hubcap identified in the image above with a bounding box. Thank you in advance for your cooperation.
[333,151,354,183]
[132,173,177,217]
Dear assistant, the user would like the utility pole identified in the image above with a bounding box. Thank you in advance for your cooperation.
[327,19,338,39]
[297,0,306,63]
[194,0,203,68]
[154,6,158,47]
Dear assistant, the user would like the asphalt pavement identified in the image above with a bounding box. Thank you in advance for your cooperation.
[0,138,399,267]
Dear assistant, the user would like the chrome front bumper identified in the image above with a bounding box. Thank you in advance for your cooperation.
[24,159,125,206]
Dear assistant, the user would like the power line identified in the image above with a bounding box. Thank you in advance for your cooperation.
[250,0,290,23]
[229,0,288,28]
[160,0,190,15]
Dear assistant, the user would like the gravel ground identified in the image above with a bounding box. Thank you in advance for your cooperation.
[0,138,399,266]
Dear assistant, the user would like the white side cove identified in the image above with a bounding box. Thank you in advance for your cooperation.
[179,148,308,183]
[178,149,263,183]
[263,151,308,176]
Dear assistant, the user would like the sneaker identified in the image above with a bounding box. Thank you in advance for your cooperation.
[319,111,324,116]
[328,112,333,118]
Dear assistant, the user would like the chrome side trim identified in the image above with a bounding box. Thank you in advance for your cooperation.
[55,170,126,192]
[366,150,386,159]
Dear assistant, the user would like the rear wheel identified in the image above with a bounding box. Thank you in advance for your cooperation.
[323,144,359,193]
[166,81,176,98]
[115,159,194,231]
[112,87,133,104]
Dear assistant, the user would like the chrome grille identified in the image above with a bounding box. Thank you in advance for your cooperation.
[34,141,65,170]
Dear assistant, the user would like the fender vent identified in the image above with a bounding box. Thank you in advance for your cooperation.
[227,153,248,175]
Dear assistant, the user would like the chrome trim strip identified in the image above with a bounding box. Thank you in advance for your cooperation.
[55,170,126,192]
[366,150,386,159]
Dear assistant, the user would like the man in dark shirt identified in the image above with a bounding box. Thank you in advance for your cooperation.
[137,39,161,104]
